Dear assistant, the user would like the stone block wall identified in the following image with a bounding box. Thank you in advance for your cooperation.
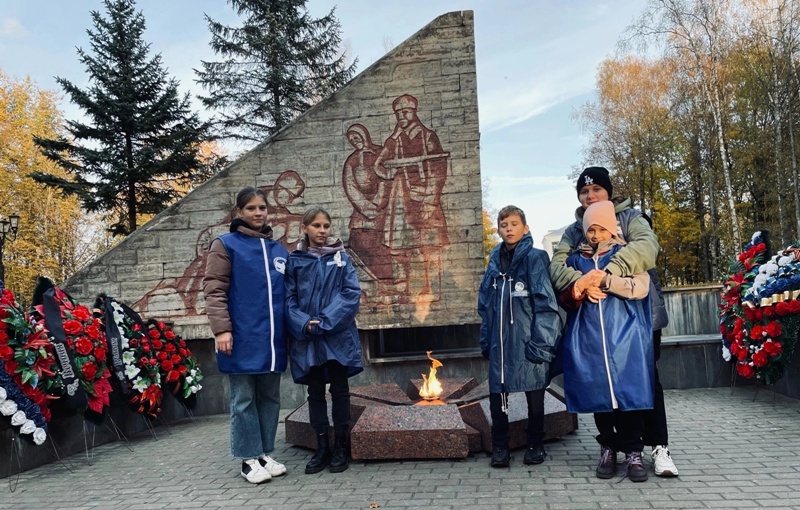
[63,11,484,340]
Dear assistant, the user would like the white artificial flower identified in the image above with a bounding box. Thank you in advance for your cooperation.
[132,377,149,392]
[0,386,6,402]
[191,385,199,393]
[20,419,36,434]
[125,364,141,379]
[11,410,26,426]
[190,369,196,377]
[32,428,46,445]
[752,231,762,243]
[185,376,193,384]
[778,255,793,267]
[722,345,732,362]
[122,351,135,364]
[0,400,18,416]
[763,262,779,277]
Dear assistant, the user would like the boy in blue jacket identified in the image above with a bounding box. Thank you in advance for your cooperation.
[478,205,562,467]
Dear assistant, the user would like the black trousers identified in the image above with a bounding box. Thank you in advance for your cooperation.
[489,389,545,448]
[594,409,645,454]
[306,360,351,433]
[642,329,669,447]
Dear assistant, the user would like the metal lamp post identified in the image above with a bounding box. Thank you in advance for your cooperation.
[0,213,20,286]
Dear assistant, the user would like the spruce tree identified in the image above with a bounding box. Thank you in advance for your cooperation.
[196,0,357,144]
[33,0,213,236]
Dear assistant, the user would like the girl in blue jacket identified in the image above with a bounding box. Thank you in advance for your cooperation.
[203,187,289,484]
[559,200,654,483]
[286,207,363,474]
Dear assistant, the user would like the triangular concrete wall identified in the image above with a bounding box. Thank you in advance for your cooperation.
[64,11,483,339]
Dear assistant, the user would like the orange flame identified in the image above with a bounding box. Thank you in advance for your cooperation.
[419,351,443,400]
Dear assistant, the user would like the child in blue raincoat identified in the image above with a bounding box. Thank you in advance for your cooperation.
[286,207,363,475]
[559,200,654,482]
[478,205,562,468]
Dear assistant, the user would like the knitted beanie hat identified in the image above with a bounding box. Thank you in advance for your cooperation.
[577,166,613,198]
[583,200,617,237]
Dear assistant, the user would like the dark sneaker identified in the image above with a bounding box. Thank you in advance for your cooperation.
[490,447,510,467]
[622,451,648,482]
[523,444,546,465]
[595,446,617,479]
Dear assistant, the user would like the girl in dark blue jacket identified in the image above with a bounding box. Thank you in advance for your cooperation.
[286,207,363,474]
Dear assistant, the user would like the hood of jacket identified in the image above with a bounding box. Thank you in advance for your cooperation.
[229,218,274,238]
[486,233,533,278]
[573,196,631,222]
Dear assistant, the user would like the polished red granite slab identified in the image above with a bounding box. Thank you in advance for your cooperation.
[472,388,577,451]
[350,404,469,460]
[350,382,415,405]
[285,396,380,450]
[453,379,490,404]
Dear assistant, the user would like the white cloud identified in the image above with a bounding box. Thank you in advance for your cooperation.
[0,18,27,39]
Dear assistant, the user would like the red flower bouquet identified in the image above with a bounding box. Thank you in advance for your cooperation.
[0,288,57,424]
[720,231,800,385]
[146,320,203,407]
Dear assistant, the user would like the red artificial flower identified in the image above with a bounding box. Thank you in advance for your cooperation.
[148,329,160,339]
[764,341,783,356]
[94,347,106,361]
[5,360,17,373]
[158,322,166,330]
[729,342,741,356]
[72,305,92,321]
[75,337,94,356]
[749,325,764,341]
[789,300,800,314]
[0,308,8,320]
[166,370,180,382]
[0,330,9,343]
[132,323,141,332]
[157,351,168,361]
[737,363,755,378]
[766,321,782,339]
[177,365,188,374]
[171,354,181,364]
[775,301,791,317]
[179,348,188,357]
[753,350,769,367]
[0,344,14,361]
[63,320,83,336]
[85,324,101,340]
[164,330,175,340]
[161,361,174,371]
[82,361,98,380]
[179,340,186,348]
[129,338,139,348]
[138,358,149,368]
[736,347,748,361]
[763,307,775,318]
[152,339,164,350]
[165,343,176,353]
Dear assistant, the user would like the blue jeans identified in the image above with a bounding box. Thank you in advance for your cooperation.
[228,373,281,459]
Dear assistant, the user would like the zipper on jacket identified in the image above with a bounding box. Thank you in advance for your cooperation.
[260,239,276,372]
[594,254,617,409]
[498,274,508,413]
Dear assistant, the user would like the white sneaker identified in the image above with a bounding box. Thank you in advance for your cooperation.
[241,458,272,484]
[259,454,287,476]
[651,445,679,477]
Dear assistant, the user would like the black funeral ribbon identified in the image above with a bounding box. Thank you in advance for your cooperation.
[101,296,129,396]
[43,288,88,410]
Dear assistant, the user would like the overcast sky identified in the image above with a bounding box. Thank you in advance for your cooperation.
[1,0,649,246]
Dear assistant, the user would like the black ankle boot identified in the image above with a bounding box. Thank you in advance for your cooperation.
[305,432,331,474]
[329,427,349,473]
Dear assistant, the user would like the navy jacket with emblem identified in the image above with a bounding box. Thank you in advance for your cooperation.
[205,230,289,375]
[285,240,363,385]
[478,233,562,393]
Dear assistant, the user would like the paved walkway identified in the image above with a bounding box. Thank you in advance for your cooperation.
[2,387,800,509]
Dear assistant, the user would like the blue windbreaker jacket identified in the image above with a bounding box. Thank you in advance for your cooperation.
[285,245,363,385]
[563,245,654,413]
[478,234,562,393]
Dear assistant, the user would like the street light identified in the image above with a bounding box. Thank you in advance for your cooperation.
[0,213,20,286]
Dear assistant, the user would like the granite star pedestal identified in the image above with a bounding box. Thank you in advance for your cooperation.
[284,377,577,460]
